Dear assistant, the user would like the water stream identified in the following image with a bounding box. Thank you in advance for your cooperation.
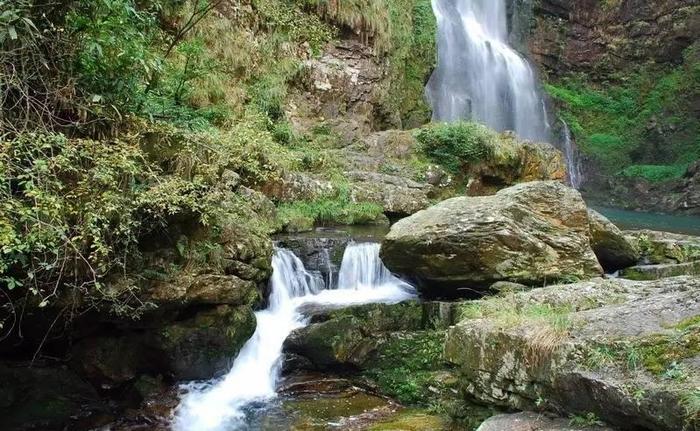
[172,243,415,431]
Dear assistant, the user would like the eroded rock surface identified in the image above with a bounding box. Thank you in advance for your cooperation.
[381,181,603,294]
[477,412,613,431]
[445,276,700,431]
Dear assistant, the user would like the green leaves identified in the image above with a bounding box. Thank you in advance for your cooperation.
[415,122,494,174]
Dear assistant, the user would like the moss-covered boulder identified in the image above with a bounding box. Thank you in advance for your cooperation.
[284,302,425,369]
[381,181,603,295]
[348,171,432,216]
[587,209,639,271]
[445,276,700,431]
[621,260,700,280]
[155,304,256,380]
[625,229,700,264]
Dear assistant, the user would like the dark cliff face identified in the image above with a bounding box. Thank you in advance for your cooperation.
[530,0,699,79]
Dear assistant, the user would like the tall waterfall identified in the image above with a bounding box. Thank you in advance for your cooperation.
[426,0,550,142]
[172,243,414,431]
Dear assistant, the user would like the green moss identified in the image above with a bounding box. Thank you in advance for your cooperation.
[582,324,700,376]
[276,188,385,229]
[363,331,446,405]
[675,316,700,331]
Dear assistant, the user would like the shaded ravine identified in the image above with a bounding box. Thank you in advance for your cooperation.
[172,243,415,431]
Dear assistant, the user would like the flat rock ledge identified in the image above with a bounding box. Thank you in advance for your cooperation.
[445,276,700,431]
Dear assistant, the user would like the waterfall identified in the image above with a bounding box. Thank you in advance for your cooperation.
[561,120,583,189]
[172,243,414,431]
[426,0,550,142]
[337,243,395,290]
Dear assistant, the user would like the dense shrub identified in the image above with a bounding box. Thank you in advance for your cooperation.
[0,122,283,323]
[415,122,495,173]
[620,165,688,183]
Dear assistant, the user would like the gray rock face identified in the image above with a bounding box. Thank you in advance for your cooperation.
[445,276,700,431]
[587,209,639,271]
[381,181,603,294]
[348,171,432,216]
[621,260,700,280]
[477,412,613,431]
[625,229,700,264]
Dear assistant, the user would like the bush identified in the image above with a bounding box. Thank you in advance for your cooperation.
[415,122,495,173]
[620,164,688,183]
[0,126,278,319]
[0,133,152,312]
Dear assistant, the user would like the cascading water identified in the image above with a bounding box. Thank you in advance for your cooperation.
[561,120,583,189]
[172,243,414,431]
[426,0,550,142]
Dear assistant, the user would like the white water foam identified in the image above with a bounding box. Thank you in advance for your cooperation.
[426,0,550,142]
[172,243,414,431]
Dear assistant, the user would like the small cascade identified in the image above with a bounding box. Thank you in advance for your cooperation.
[172,243,414,431]
[337,243,395,290]
[560,120,583,189]
[426,0,550,142]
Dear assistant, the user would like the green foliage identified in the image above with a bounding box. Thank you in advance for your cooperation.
[383,0,436,126]
[0,133,150,311]
[254,0,335,54]
[682,389,700,425]
[277,193,384,230]
[460,300,573,333]
[569,412,605,427]
[415,122,495,173]
[0,126,277,318]
[0,0,39,45]
[546,43,700,177]
[67,0,161,111]
[582,322,700,376]
[620,164,687,183]
[363,331,446,405]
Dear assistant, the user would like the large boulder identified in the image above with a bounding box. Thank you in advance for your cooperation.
[381,181,603,295]
[587,209,639,271]
[283,302,425,369]
[445,276,700,431]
